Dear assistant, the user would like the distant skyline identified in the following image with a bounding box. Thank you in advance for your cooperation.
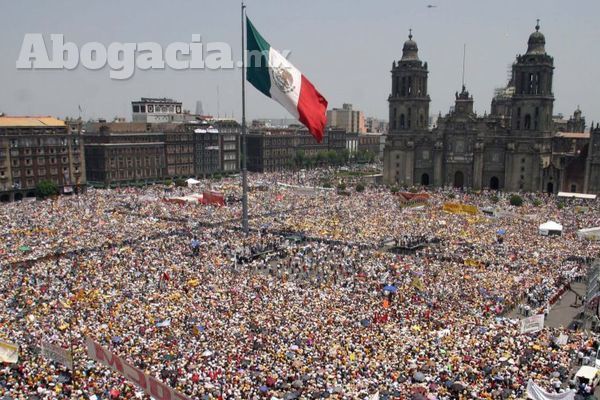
[1,0,599,126]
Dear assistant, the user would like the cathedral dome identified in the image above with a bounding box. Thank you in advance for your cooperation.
[526,20,546,55]
[401,30,420,61]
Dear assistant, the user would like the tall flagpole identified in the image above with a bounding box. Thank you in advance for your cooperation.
[241,1,249,235]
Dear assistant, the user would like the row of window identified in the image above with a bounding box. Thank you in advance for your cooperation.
[391,108,426,130]
[9,138,79,148]
[11,177,61,188]
[166,145,194,154]
[106,169,163,180]
[12,156,71,167]
[133,104,182,114]
[4,166,78,178]
[517,72,551,95]
[393,76,427,97]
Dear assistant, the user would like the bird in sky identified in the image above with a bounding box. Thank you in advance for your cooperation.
[427,4,437,8]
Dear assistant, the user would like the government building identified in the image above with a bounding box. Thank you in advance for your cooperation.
[383,23,600,194]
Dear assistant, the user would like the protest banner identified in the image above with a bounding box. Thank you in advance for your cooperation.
[41,341,73,370]
[443,203,478,215]
[520,314,545,334]
[526,380,574,400]
[0,340,19,363]
[86,337,190,400]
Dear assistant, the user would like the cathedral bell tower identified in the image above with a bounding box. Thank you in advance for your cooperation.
[511,20,554,134]
[384,30,431,186]
[389,30,430,133]
[506,21,555,192]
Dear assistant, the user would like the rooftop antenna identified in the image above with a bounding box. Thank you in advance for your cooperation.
[461,43,466,88]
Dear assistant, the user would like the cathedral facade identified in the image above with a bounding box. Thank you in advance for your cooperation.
[383,23,600,194]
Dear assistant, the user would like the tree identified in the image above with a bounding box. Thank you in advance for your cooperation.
[339,149,350,165]
[355,182,365,192]
[509,194,523,207]
[293,150,306,169]
[36,180,58,199]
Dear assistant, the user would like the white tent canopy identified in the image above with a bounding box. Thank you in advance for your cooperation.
[578,227,600,241]
[539,220,563,236]
[186,178,201,187]
[557,191,597,200]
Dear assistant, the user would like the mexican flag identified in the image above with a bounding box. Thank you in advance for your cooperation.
[246,17,328,143]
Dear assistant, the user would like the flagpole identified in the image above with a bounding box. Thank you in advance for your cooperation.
[241,0,249,235]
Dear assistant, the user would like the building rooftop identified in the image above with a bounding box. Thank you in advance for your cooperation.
[133,98,181,104]
[0,116,65,127]
[554,131,590,139]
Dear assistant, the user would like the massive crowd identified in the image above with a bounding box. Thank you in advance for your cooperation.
[1,169,600,399]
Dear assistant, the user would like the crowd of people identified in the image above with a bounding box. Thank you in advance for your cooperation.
[1,168,600,399]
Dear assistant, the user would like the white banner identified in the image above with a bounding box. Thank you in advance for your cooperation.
[555,334,569,346]
[86,337,190,400]
[41,342,73,370]
[0,340,19,363]
[526,380,574,400]
[521,314,545,334]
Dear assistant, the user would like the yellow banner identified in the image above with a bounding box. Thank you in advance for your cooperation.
[443,203,478,215]
[464,259,480,267]
[412,277,425,291]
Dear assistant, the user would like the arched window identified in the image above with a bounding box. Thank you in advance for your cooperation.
[524,114,531,130]
[516,108,521,130]
[421,173,430,186]
[419,113,424,128]
[400,114,405,129]
[454,171,464,188]
[490,176,499,190]
[528,73,534,94]
[392,108,397,130]
[401,77,406,96]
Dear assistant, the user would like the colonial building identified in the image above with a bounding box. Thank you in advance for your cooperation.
[246,128,347,172]
[358,133,385,161]
[84,122,167,185]
[84,119,240,186]
[0,116,86,202]
[383,23,600,194]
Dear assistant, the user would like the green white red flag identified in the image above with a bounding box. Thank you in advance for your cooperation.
[246,17,328,143]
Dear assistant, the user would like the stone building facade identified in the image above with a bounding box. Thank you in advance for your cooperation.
[84,119,240,186]
[246,128,347,173]
[0,116,86,202]
[384,23,599,194]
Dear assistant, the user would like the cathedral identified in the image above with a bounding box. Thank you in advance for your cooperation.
[383,22,600,194]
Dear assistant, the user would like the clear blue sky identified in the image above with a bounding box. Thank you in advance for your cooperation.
[1,0,599,125]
